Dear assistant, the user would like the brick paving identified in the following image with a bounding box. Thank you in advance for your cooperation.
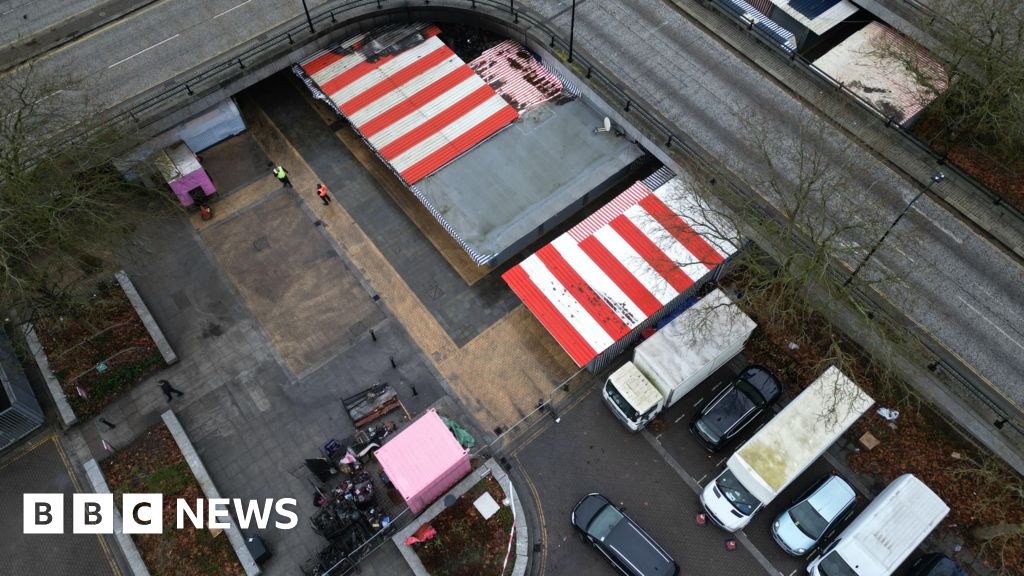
[0,435,119,576]
[243,75,579,434]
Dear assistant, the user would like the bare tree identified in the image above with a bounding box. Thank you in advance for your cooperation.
[640,112,910,414]
[0,67,167,326]
[875,0,1024,167]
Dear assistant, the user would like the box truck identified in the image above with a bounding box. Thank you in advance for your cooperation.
[806,474,948,576]
[602,289,756,431]
[700,366,874,531]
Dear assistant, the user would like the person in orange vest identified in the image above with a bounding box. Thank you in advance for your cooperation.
[316,183,331,206]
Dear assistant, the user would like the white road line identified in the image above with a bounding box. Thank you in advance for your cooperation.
[692,396,705,407]
[892,245,915,263]
[911,206,963,244]
[674,412,687,424]
[641,431,781,576]
[715,456,728,468]
[108,34,180,68]
[213,0,253,19]
[957,296,1024,353]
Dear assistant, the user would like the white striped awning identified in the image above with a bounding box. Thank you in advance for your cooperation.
[503,175,739,366]
[299,24,519,184]
[469,40,565,112]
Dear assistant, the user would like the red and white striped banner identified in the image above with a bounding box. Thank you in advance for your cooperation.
[503,176,737,366]
[300,25,519,184]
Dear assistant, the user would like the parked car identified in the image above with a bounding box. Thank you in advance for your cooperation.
[689,365,782,451]
[771,472,858,556]
[571,493,678,576]
[904,553,966,576]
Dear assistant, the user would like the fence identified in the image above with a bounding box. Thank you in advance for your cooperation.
[47,0,1021,474]
[702,0,1024,237]
[0,330,44,451]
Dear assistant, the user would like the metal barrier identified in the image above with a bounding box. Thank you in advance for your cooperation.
[52,0,1020,460]
[699,0,1024,236]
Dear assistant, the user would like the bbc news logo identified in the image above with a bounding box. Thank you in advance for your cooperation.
[24,494,298,534]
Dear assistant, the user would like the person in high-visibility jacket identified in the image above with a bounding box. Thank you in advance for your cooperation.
[273,165,292,187]
[317,183,331,206]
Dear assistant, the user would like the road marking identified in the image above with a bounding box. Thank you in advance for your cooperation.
[641,430,781,576]
[715,456,728,468]
[697,473,707,484]
[107,33,179,68]
[911,206,963,244]
[892,245,915,262]
[711,381,723,391]
[957,296,1024,353]
[674,412,687,423]
[213,0,253,19]
[692,396,704,407]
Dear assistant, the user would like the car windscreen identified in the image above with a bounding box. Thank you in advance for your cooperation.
[605,382,640,421]
[788,500,829,539]
[587,504,625,541]
[735,378,767,406]
[715,469,760,515]
[818,552,857,576]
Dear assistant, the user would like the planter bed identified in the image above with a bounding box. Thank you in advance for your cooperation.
[33,278,163,418]
[411,473,515,576]
[101,423,244,576]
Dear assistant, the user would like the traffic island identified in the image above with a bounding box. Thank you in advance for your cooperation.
[91,416,252,576]
[22,270,175,426]
[394,458,527,576]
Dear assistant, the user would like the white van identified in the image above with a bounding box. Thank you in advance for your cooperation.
[806,474,948,576]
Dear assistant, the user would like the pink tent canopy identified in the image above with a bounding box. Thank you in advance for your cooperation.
[375,409,471,514]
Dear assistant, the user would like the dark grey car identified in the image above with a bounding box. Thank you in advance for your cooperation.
[571,493,678,576]
[689,365,782,452]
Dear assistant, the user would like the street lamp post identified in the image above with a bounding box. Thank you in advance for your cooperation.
[844,171,945,287]
[301,0,315,34]
[569,0,577,63]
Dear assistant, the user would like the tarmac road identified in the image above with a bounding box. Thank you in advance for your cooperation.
[517,0,1024,417]
[513,363,896,576]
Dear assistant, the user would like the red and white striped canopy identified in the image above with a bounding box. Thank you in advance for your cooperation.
[503,176,737,366]
[300,25,519,184]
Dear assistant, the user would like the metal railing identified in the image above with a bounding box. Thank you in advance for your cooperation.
[55,0,1020,450]
[701,0,1024,239]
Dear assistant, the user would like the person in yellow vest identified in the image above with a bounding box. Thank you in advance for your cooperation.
[317,183,331,206]
[273,165,292,187]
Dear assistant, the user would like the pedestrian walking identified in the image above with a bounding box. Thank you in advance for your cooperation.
[158,379,184,402]
[273,165,292,187]
[317,183,331,206]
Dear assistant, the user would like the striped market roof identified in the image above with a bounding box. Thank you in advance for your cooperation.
[299,24,519,184]
[721,0,797,51]
[814,22,946,125]
[768,0,858,35]
[469,40,565,112]
[503,175,739,366]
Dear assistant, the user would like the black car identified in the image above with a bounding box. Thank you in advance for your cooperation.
[571,493,678,576]
[905,553,966,576]
[689,365,782,452]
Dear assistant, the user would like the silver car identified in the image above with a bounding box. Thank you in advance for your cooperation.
[771,473,858,556]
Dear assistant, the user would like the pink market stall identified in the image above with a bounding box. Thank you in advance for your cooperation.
[375,409,471,514]
[153,141,216,207]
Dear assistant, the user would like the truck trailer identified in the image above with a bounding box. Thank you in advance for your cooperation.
[806,474,948,576]
[602,289,756,431]
[700,366,874,531]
